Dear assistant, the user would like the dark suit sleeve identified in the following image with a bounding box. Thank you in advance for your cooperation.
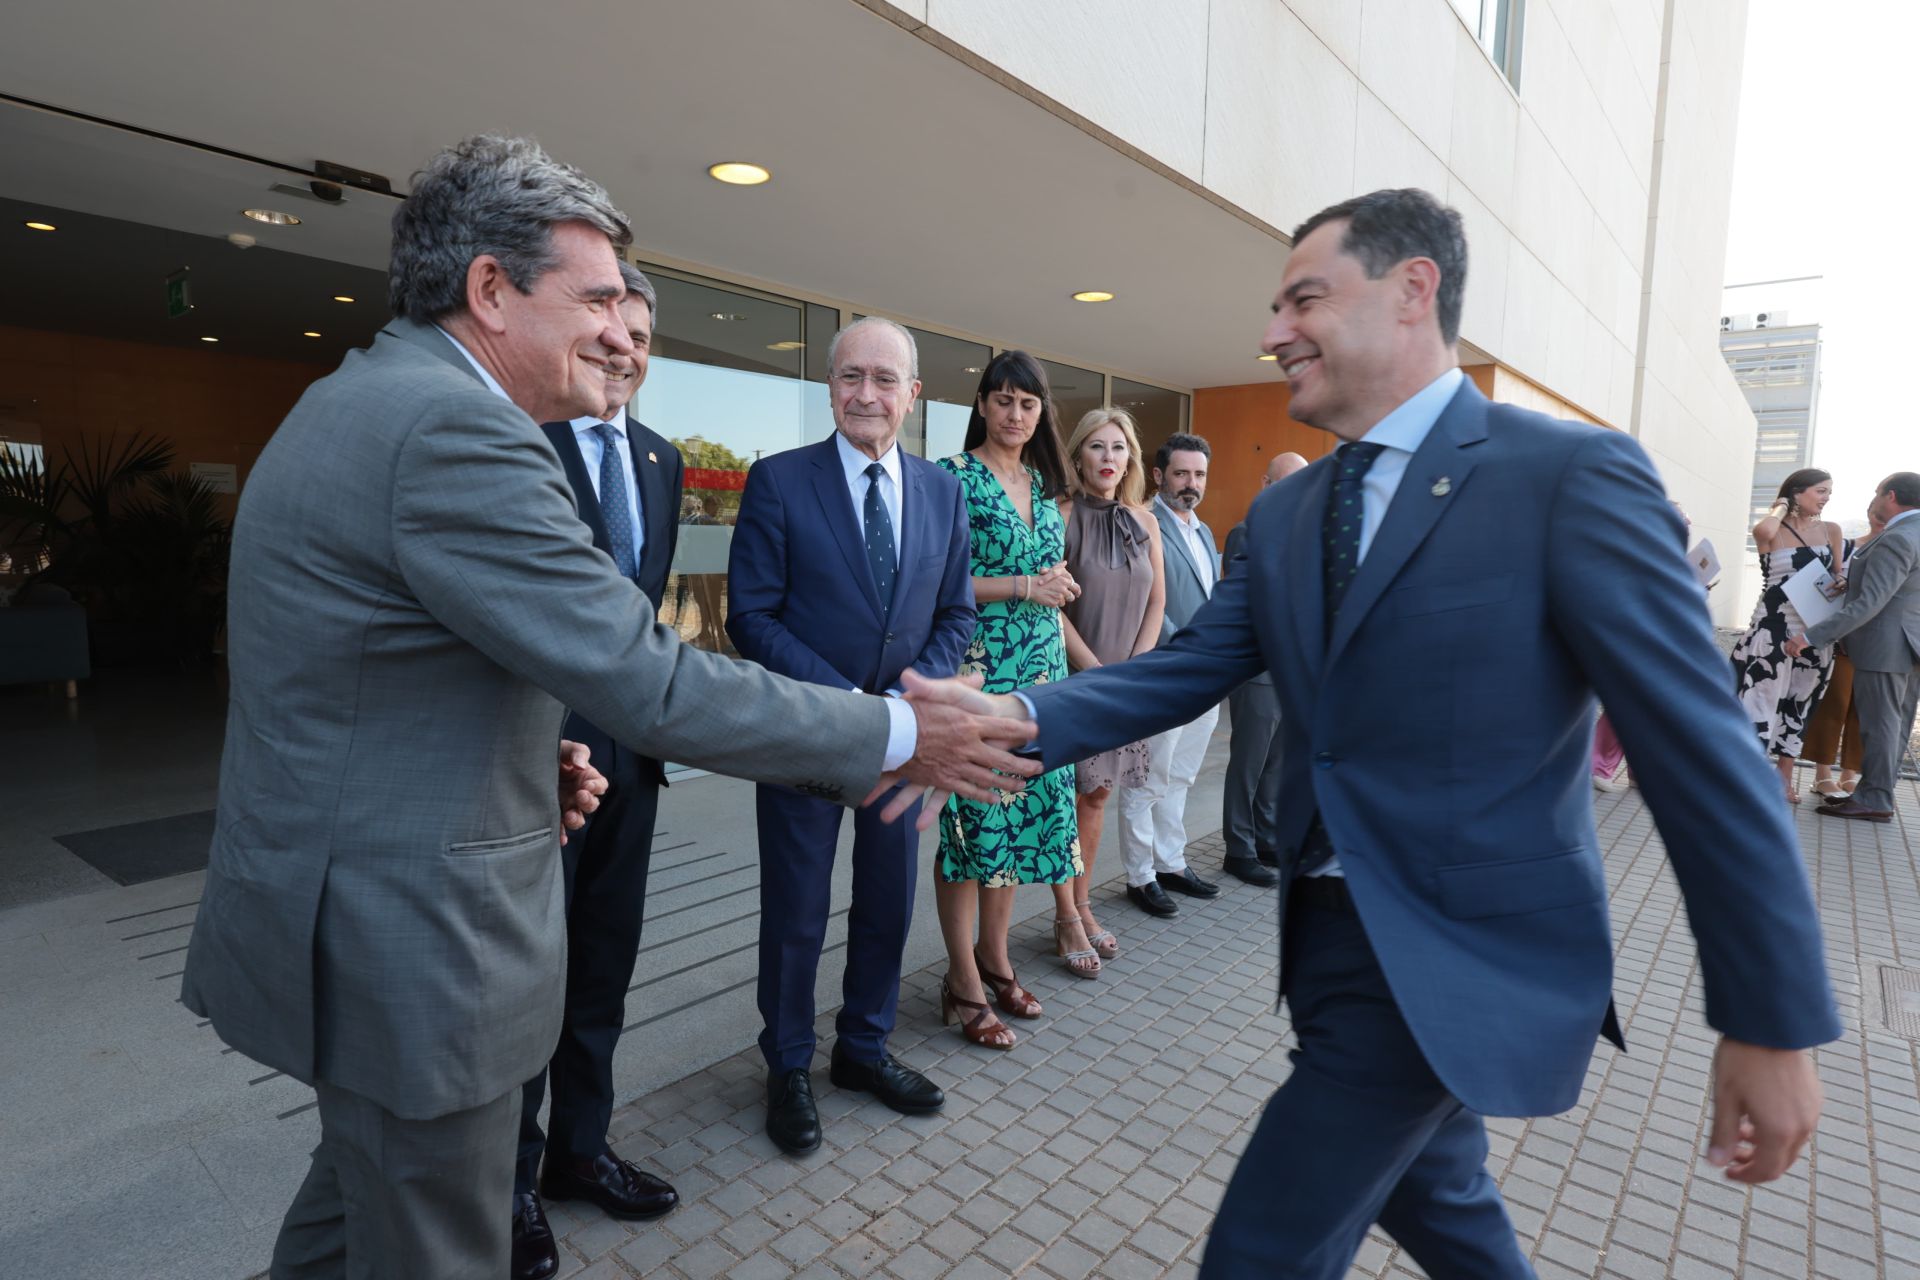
[899,479,978,689]
[1222,523,1248,579]
[1544,428,1839,1050]
[1025,540,1265,768]
[725,460,857,689]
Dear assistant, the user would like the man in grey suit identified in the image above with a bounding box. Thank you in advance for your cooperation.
[1790,471,1920,822]
[1220,451,1309,885]
[1117,432,1226,917]
[180,135,1032,1280]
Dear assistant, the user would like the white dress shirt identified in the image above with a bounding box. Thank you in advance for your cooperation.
[1306,365,1464,878]
[434,327,917,770]
[1156,493,1215,594]
[570,414,645,564]
[835,430,903,560]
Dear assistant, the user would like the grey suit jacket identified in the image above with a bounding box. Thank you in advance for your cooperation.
[182,319,889,1119]
[1222,520,1270,686]
[1154,497,1220,641]
[1806,514,1920,671]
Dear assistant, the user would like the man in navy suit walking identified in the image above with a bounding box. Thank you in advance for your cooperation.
[510,264,687,1279]
[907,190,1837,1277]
[728,317,976,1155]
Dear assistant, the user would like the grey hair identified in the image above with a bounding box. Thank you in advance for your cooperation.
[827,316,919,380]
[618,262,659,324]
[389,135,633,322]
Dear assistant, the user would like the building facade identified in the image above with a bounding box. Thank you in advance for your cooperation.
[3,0,1761,634]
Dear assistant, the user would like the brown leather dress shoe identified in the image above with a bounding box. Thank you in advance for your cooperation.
[510,1192,559,1280]
[539,1150,678,1220]
[1817,799,1893,823]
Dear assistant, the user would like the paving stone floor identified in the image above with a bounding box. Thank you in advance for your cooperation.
[513,770,1920,1280]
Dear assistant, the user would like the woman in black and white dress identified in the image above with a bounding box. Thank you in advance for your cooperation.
[1730,468,1846,803]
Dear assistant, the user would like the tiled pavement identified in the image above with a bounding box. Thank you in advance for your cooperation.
[518,769,1920,1280]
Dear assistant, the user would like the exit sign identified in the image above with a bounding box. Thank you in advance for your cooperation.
[166,269,192,319]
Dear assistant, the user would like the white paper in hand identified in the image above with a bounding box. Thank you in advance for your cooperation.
[1781,557,1842,629]
[1687,538,1720,588]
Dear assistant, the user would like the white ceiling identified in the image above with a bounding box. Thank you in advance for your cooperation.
[0,0,1299,390]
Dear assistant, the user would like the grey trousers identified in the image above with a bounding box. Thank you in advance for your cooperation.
[271,1081,520,1280]
[1852,668,1920,812]
[1224,678,1284,864]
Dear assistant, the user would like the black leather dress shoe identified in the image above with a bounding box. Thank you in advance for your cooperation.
[766,1068,822,1155]
[1158,868,1221,898]
[510,1192,559,1280]
[1256,850,1281,869]
[1127,881,1180,917]
[828,1044,945,1115]
[1223,858,1280,887]
[539,1150,678,1221]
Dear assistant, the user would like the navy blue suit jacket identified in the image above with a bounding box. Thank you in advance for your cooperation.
[727,435,975,699]
[1024,381,1840,1117]
[541,417,684,786]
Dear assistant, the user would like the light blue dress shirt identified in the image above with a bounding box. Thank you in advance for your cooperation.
[436,327,917,770]
[835,431,903,560]
[570,414,645,564]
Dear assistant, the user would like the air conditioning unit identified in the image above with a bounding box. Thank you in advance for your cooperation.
[1719,315,1732,331]
[1724,313,1756,331]
[1755,310,1788,328]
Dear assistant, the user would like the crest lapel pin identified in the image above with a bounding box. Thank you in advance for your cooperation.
[1430,476,1452,498]
[648,451,659,464]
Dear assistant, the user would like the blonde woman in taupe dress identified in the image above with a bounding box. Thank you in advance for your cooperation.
[1056,408,1165,974]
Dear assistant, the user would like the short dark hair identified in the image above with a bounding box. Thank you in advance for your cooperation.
[1880,472,1920,507]
[961,350,1070,498]
[1156,432,1211,473]
[1291,188,1469,344]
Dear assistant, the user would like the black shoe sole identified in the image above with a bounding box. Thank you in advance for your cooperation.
[537,1181,679,1221]
[1127,893,1178,918]
[766,1126,823,1155]
[828,1068,945,1115]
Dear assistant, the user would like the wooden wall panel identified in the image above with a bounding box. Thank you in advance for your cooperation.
[1188,380,1334,548]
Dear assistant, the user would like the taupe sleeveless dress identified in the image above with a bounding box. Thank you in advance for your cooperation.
[1063,495,1155,794]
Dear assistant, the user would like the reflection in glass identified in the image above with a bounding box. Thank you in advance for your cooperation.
[907,326,990,461]
[1111,377,1190,473]
[1037,358,1104,442]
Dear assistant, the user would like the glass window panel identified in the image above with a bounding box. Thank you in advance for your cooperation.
[1110,377,1189,473]
[1037,358,1103,444]
[804,303,838,385]
[908,326,991,462]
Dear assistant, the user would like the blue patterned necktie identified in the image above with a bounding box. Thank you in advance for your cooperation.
[864,461,897,609]
[592,423,637,579]
[1298,440,1388,875]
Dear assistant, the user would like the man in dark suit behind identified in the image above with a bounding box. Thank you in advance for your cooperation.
[727,317,976,1156]
[908,188,1837,1277]
[511,263,685,1279]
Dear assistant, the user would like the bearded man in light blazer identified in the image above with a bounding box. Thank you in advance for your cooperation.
[910,188,1837,1279]
[180,135,1032,1280]
[1790,470,1920,822]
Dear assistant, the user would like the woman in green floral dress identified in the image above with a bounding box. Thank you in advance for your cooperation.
[932,351,1086,1051]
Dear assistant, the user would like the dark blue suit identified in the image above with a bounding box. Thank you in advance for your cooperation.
[727,435,974,1071]
[517,417,683,1192]
[1023,382,1839,1276]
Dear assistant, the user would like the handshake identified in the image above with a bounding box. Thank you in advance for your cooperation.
[872,670,1037,829]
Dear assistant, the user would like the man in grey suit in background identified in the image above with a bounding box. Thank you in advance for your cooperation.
[1790,471,1920,822]
[180,135,1033,1280]
[1117,432,1226,917]
[1220,451,1308,886]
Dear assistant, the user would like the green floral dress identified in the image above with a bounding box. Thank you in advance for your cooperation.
[935,453,1083,886]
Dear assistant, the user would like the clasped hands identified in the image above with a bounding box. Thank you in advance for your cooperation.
[867,670,1036,829]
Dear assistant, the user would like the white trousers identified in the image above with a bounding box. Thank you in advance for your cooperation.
[1116,703,1220,887]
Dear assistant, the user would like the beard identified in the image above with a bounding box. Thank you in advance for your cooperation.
[1166,488,1202,511]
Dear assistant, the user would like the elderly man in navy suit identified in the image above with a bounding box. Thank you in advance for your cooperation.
[511,263,685,1280]
[728,317,975,1156]
[906,188,1837,1278]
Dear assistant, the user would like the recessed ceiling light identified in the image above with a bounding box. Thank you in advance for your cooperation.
[709,311,746,322]
[707,162,771,186]
[242,208,302,226]
[766,340,806,351]
[333,295,355,303]
[1258,354,1278,362]
[1071,290,1115,303]
[962,366,983,374]
[24,220,57,232]
[200,336,219,343]
[303,331,322,338]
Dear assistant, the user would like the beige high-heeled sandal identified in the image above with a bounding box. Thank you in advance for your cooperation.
[1053,916,1101,979]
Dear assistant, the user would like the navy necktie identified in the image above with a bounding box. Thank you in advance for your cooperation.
[592,423,637,579]
[1298,440,1388,875]
[864,461,898,609]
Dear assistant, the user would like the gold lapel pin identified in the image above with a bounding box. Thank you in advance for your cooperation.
[647,451,658,464]
[1431,476,1452,497]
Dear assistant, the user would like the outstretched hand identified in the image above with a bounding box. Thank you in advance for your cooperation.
[1705,1037,1821,1183]
[865,670,1039,829]
[557,739,609,846]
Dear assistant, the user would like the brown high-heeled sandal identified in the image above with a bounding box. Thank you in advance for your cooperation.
[974,946,1044,1018]
[941,977,1016,1050]
[1052,917,1101,979]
